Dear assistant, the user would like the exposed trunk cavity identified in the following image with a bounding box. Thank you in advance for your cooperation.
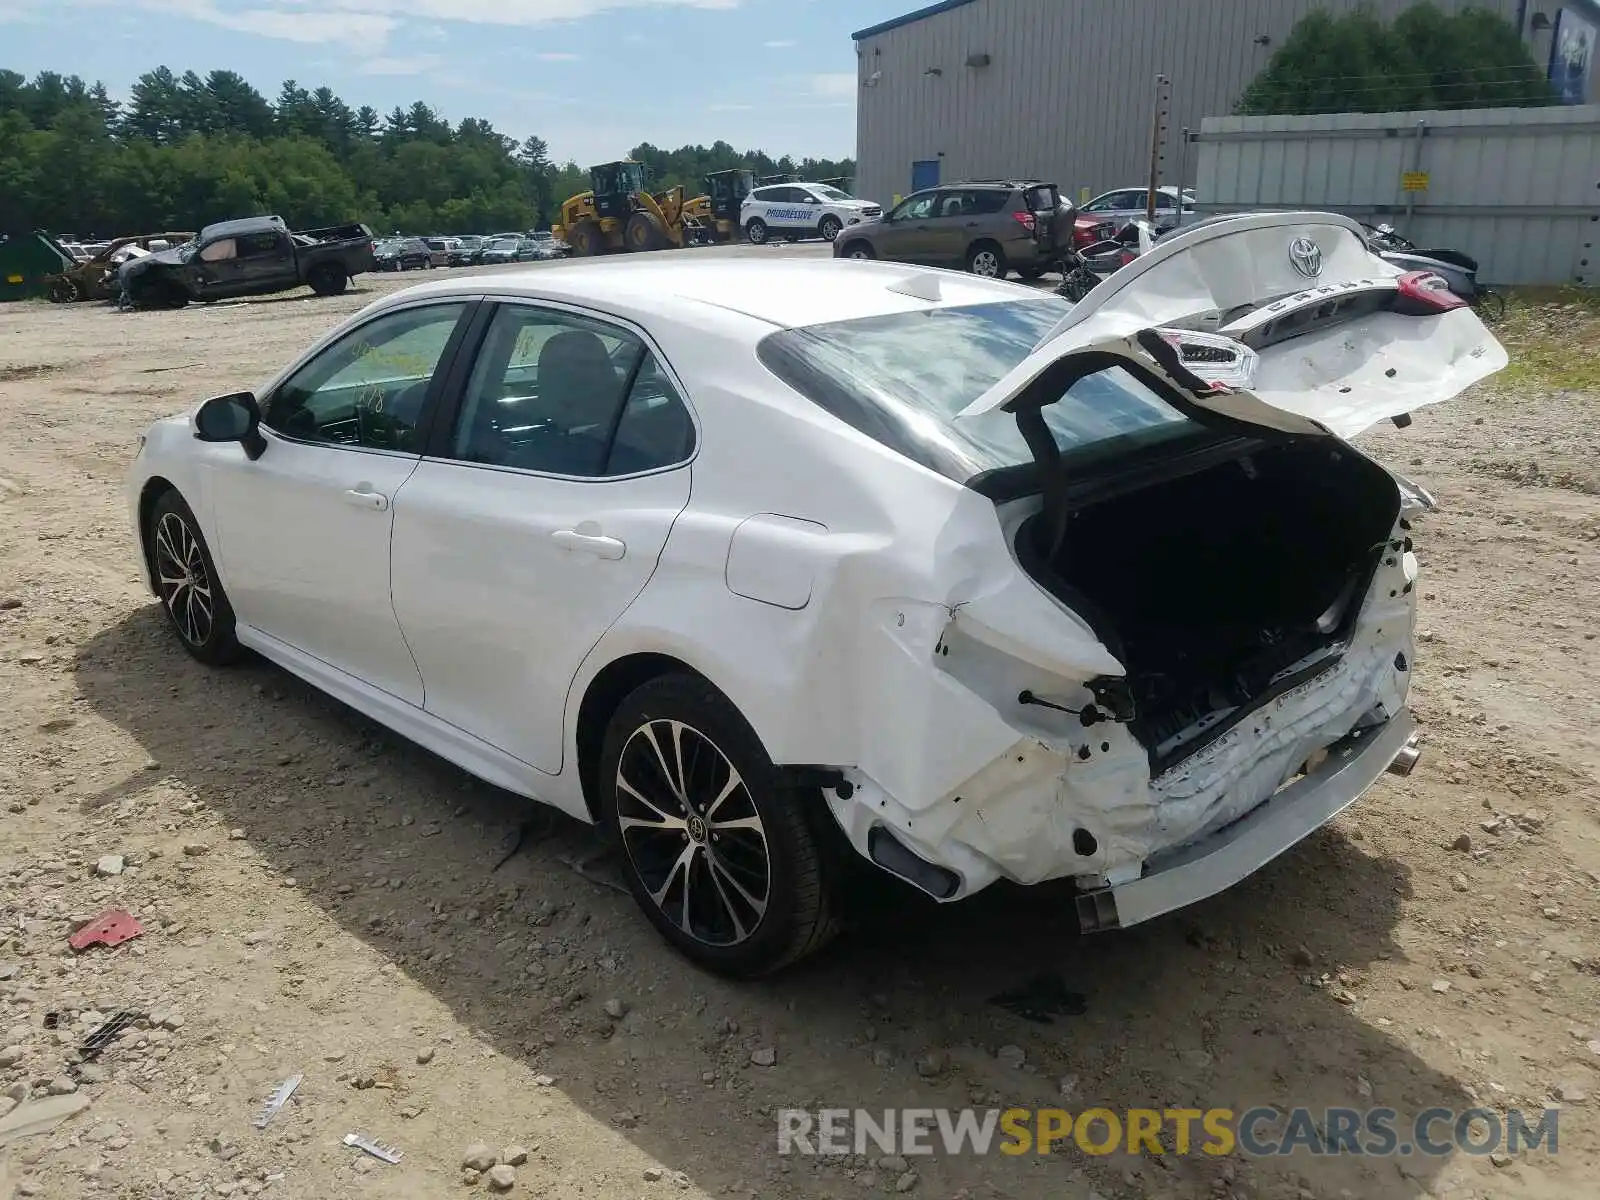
[1018,441,1402,771]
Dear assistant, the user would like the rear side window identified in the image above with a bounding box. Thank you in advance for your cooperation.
[448,305,694,477]
[968,190,1010,215]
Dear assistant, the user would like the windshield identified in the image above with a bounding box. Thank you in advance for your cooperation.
[810,185,850,201]
[489,238,518,249]
[758,299,1198,482]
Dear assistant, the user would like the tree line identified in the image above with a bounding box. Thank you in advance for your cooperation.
[0,66,855,237]
[1237,4,1557,116]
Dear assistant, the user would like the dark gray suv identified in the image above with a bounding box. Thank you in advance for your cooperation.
[831,180,1077,279]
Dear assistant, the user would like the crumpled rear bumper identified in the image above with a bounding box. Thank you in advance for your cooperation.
[1075,711,1418,933]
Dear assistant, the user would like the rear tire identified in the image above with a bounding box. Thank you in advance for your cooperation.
[599,673,839,978]
[966,241,1007,279]
[745,218,769,245]
[818,215,843,242]
[308,264,347,297]
[625,211,667,253]
[1017,265,1047,281]
[146,489,242,666]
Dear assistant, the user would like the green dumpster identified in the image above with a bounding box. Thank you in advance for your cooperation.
[0,230,75,301]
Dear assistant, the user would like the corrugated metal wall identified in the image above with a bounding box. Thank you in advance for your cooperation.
[1194,104,1600,285]
[853,0,1526,207]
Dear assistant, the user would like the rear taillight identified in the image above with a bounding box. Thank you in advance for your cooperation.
[1392,269,1468,314]
[1012,211,1036,232]
[1152,328,1259,392]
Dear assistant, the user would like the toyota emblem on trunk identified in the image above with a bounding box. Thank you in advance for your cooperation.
[1288,236,1323,278]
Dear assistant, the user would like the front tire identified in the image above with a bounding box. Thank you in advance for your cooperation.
[840,240,875,261]
[745,218,769,245]
[147,490,242,666]
[569,221,603,257]
[599,674,838,978]
[625,211,667,253]
[819,215,843,242]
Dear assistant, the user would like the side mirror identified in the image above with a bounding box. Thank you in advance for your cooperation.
[194,391,266,460]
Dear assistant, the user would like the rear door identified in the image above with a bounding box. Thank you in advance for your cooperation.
[390,299,695,775]
[956,212,1507,440]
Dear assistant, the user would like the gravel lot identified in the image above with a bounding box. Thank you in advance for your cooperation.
[0,250,1596,1200]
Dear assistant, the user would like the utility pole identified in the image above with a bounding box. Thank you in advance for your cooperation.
[1145,75,1171,224]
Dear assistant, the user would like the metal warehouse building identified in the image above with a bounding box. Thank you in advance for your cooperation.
[851,0,1576,206]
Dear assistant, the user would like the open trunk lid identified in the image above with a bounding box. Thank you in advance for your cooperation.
[956,211,1506,441]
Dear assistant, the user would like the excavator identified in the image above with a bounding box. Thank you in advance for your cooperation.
[682,169,755,244]
[553,160,705,256]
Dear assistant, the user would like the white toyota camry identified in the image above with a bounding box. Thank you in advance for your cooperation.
[127,213,1506,977]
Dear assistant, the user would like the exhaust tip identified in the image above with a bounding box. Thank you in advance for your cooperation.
[1387,735,1422,777]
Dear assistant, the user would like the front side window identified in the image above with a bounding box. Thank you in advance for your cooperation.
[199,238,237,262]
[758,300,1198,481]
[450,305,695,477]
[892,192,938,221]
[263,302,468,452]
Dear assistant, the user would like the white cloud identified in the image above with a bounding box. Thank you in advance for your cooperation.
[809,72,856,100]
[130,0,397,43]
[708,102,753,111]
[5,0,744,42]
[359,53,443,74]
[535,51,581,60]
[294,0,742,26]
[763,38,795,48]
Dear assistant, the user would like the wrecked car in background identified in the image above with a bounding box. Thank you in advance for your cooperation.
[119,215,376,308]
[126,212,1504,977]
[43,232,194,303]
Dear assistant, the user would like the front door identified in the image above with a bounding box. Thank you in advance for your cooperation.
[191,230,292,299]
[911,159,941,192]
[206,300,473,704]
[390,301,696,774]
[877,191,942,261]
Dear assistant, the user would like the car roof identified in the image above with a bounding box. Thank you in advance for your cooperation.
[200,215,287,241]
[954,179,1051,188]
[369,258,1038,331]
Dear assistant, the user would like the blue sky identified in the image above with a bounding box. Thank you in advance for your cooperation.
[1,0,919,162]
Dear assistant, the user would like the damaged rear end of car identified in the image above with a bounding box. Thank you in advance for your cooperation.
[805,212,1506,931]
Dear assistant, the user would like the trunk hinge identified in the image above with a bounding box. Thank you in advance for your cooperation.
[1016,402,1071,558]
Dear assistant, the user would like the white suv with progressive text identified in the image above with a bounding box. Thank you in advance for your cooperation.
[742,183,882,245]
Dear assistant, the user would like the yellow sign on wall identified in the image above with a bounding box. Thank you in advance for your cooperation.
[1401,171,1430,192]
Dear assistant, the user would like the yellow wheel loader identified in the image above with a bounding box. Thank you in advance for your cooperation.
[682,169,755,244]
[553,160,705,256]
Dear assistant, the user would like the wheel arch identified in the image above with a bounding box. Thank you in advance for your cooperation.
[574,651,721,822]
[136,475,180,594]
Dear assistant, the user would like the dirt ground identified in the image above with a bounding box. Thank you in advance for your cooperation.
[0,256,1596,1200]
